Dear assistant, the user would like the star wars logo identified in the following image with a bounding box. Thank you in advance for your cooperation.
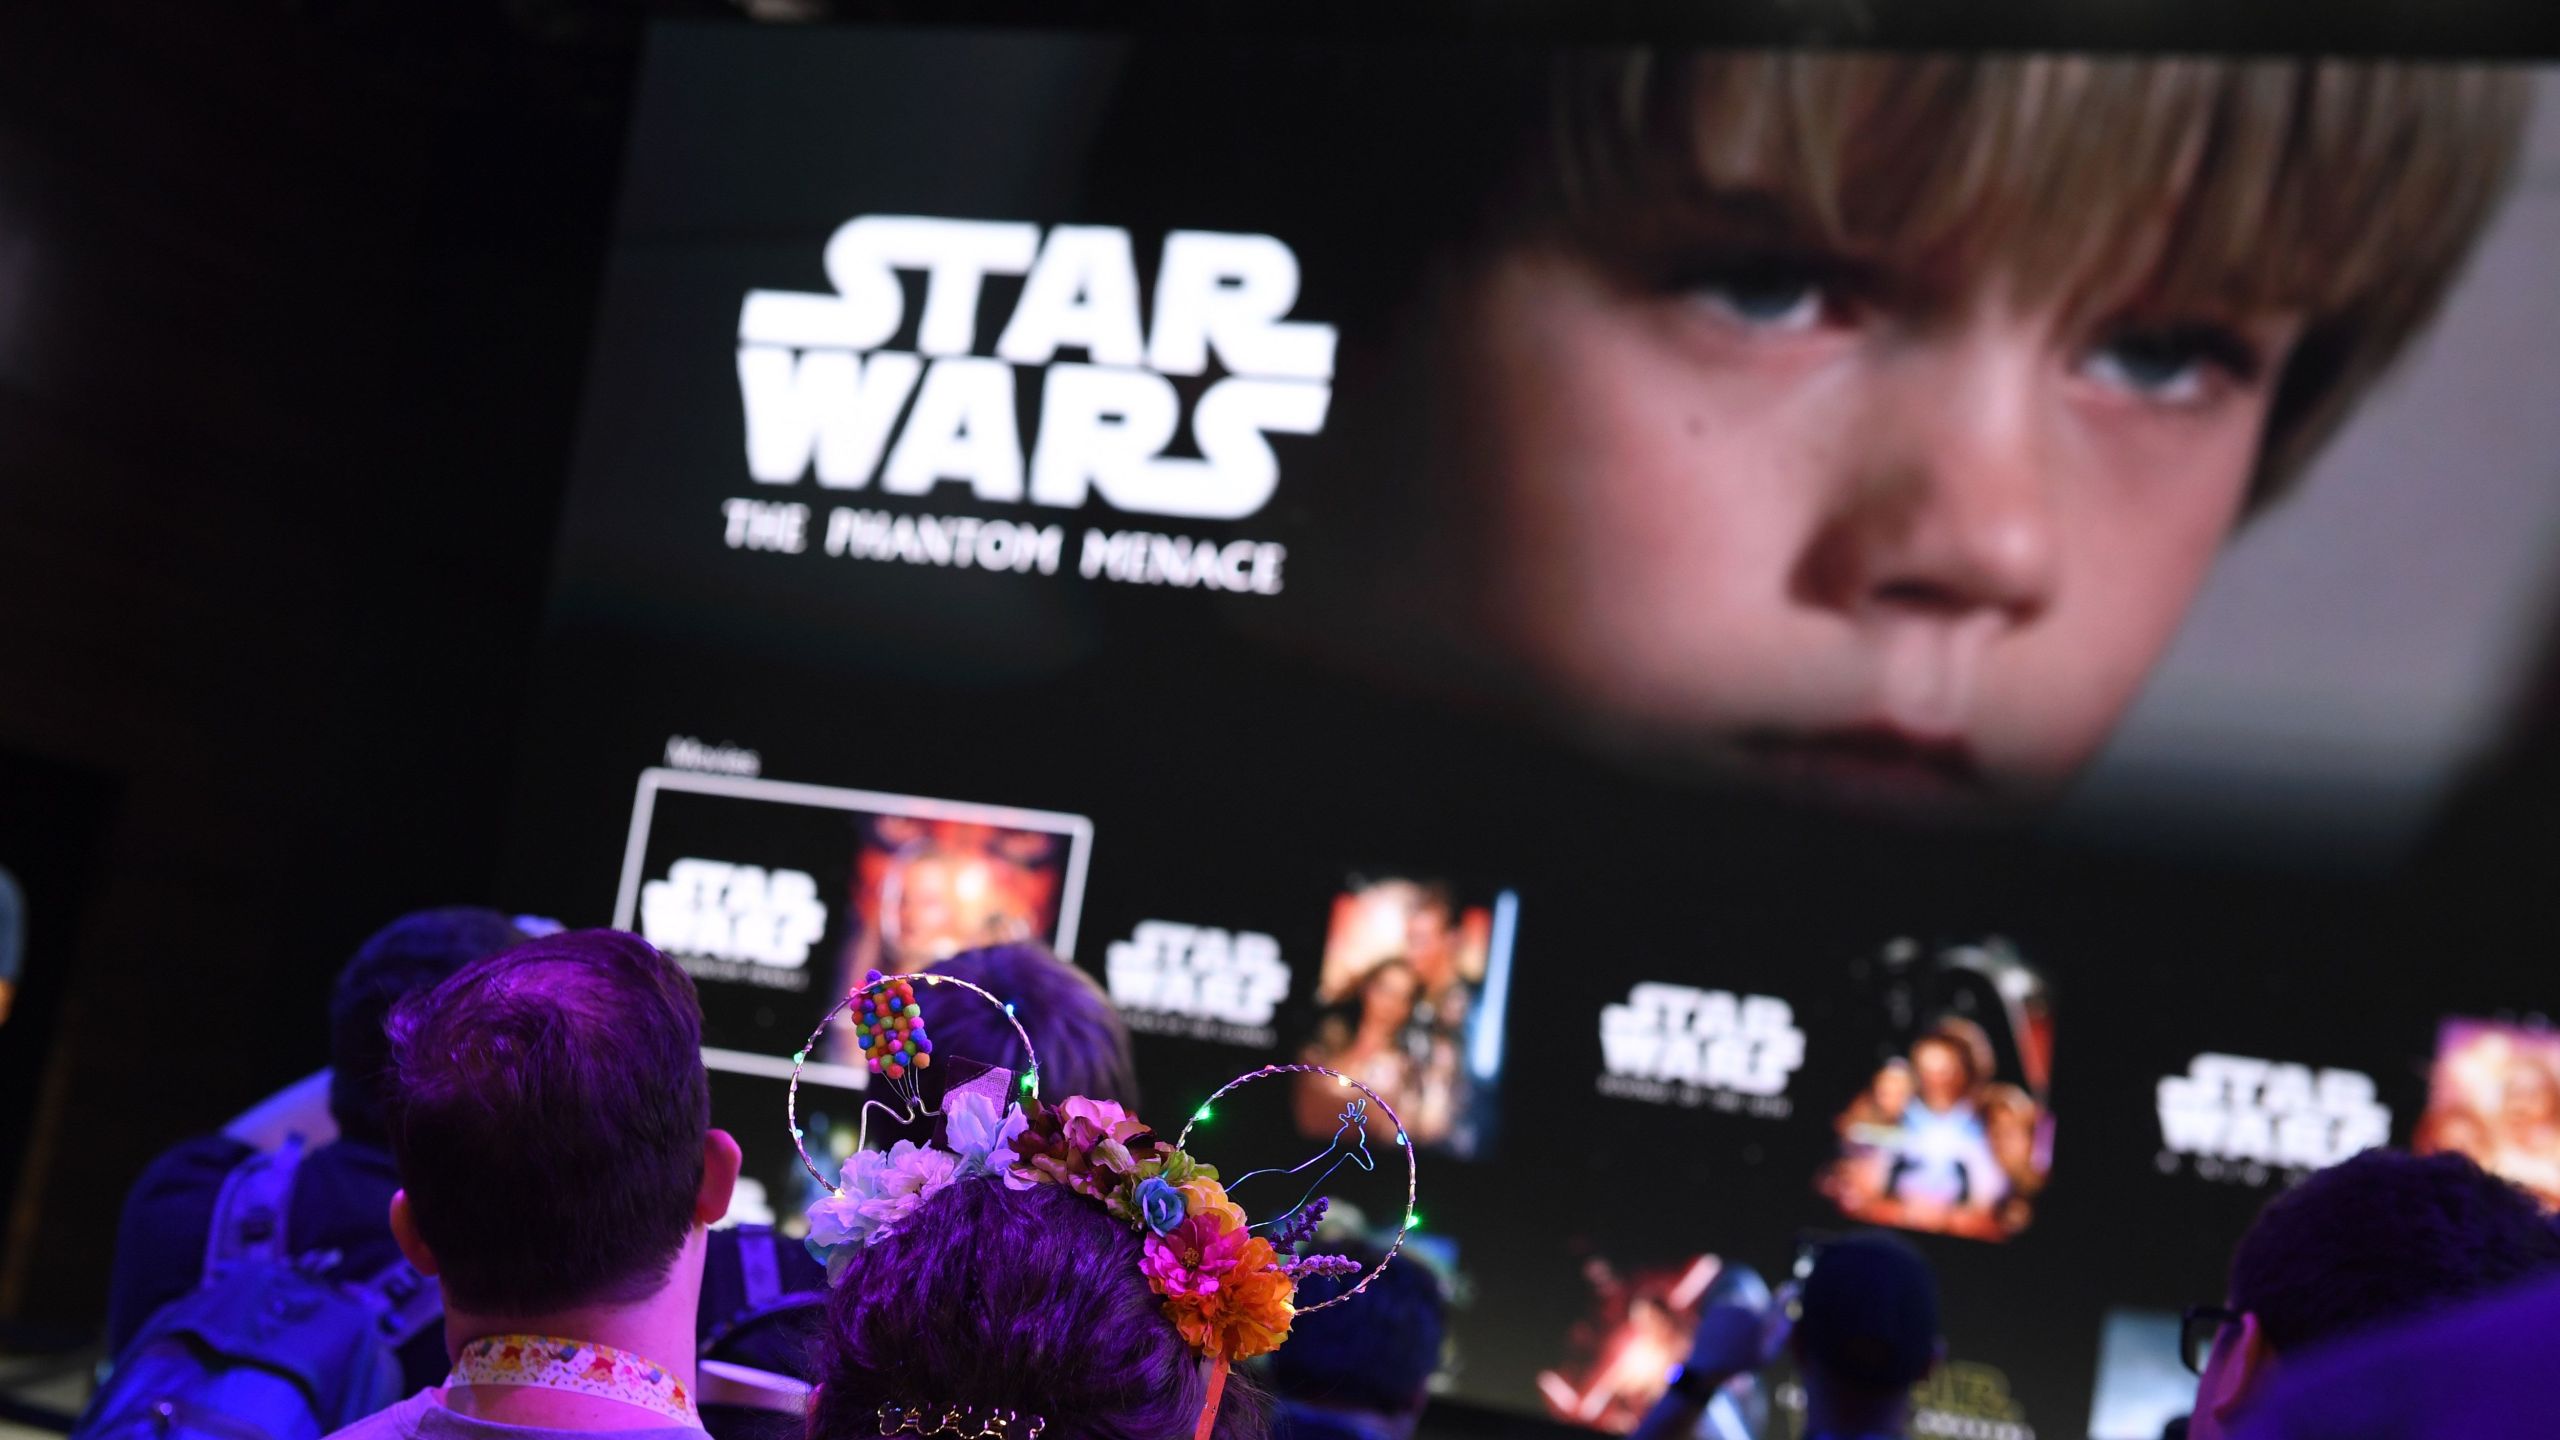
[737,217,1333,522]
[1778,1362,2034,1440]
[2156,1053,2393,1185]
[1597,983,1805,1116]
[1104,920,1291,1047]
[639,858,827,992]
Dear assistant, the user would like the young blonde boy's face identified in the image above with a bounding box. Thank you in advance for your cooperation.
[1433,234,2302,809]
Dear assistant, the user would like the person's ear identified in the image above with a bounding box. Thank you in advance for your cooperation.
[388,1191,439,1277]
[697,1128,743,1226]
[2209,1313,2274,1423]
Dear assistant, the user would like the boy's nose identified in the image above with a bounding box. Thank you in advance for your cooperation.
[1795,341,2063,628]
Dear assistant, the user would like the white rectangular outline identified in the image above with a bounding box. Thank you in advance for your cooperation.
[619,768,1096,1089]
[614,767,1096,959]
[702,1044,872,1093]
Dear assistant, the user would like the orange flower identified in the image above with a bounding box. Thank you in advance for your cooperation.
[1142,1216,1298,1361]
[1210,1253,1297,1359]
[1178,1176,1249,1234]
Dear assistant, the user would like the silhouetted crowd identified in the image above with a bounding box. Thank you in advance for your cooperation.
[68,911,2560,1440]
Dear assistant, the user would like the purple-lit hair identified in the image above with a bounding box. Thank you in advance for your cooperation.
[384,928,708,1313]
[923,943,1141,1108]
[808,1180,1269,1440]
[2232,1148,2560,1352]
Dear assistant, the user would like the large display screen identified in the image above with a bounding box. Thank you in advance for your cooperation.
[504,26,2560,1437]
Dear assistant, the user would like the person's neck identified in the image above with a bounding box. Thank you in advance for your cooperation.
[440,1241,705,1430]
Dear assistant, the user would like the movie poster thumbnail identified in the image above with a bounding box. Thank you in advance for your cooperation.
[614,767,1094,1069]
[1291,876,1516,1160]
[1817,937,2056,1242]
[2415,1019,2560,1207]
[2085,1309,2194,1440]
[1535,1252,1774,1437]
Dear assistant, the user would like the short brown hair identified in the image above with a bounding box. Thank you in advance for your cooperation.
[1531,53,2533,505]
[384,928,709,1312]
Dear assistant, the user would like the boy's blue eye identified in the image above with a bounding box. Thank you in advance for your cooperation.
[2084,325,2262,404]
[1664,252,1841,333]
[1691,271,1828,331]
[2088,336,2205,399]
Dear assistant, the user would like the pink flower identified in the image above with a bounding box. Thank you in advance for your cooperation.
[1058,1096,1150,1177]
[1139,1216,1237,1294]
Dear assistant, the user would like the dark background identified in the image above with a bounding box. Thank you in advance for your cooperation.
[4,7,2558,1440]
[0,0,640,1323]
[509,23,2560,1436]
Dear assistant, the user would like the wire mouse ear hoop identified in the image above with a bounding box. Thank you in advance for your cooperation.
[1174,1062,1420,1315]
[786,969,1042,1193]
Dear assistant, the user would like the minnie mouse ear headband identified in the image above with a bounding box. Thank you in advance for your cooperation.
[788,969,1421,1440]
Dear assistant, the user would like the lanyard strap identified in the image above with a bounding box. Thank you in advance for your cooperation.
[449,1334,703,1429]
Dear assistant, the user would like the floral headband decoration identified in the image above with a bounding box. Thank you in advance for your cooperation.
[787,971,1421,1440]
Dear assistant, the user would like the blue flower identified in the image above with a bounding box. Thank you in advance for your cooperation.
[1136,1175,1188,1235]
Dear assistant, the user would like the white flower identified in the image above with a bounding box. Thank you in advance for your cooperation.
[945,1092,1030,1179]
[837,1140,961,1245]
[806,1188,867,1251]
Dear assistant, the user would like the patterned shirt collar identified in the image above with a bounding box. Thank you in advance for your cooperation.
[448,1334,702,1429]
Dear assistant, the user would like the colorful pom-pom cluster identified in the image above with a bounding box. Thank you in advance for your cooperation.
[857,969,932,1079]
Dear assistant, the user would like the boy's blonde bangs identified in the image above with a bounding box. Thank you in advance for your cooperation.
[1545,53,2534,500]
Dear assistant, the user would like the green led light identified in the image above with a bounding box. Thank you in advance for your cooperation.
[1193,1106,1213,1125]
[1405,1210,1422,1230]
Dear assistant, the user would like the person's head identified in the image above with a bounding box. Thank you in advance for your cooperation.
[2496,1054,2560,1130]
[1399,885,1459,990]
[327,906,530,1144]
[1382,54,2530,808]
[808,1178,1268,1440]
[2190,1148,2560,1440]
[382,928,740,1318]
[2420,1107,2490,1161]
[1352,960,1422,1039]
[1792,1232,1941,1424]
[1909,1032,1980,1112]
[1870,1059,1915,1117]
[888,845,1037,971]
[1268,1247,1448,1433]
[1980,1085,2039,1173]
[921,942,1142,1108]
[886,847,970,969]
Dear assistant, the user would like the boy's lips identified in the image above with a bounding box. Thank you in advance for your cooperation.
[1731,724,1987,804]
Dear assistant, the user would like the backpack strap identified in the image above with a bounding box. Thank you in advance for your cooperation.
[202,1133,307,1285]
[350,1255,444,1348]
